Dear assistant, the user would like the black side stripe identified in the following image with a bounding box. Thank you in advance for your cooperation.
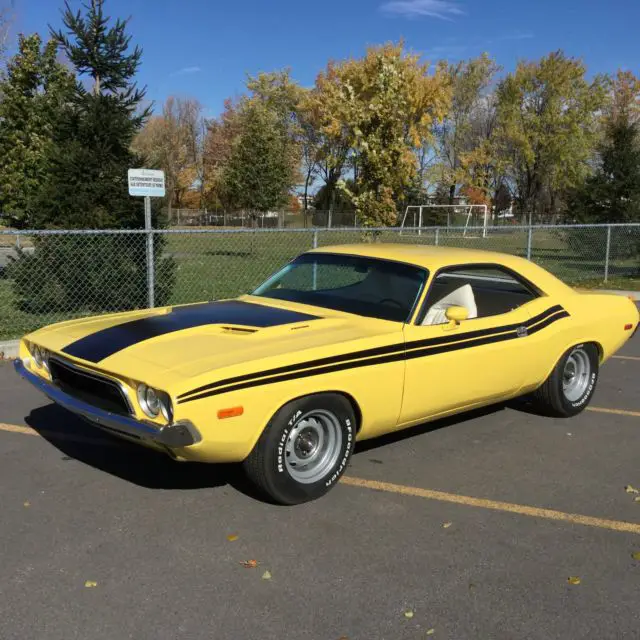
[178,304,564,401]
[178,306,569,405]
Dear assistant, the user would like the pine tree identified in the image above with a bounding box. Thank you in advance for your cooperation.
[0,34,74,226]
[572,120,640,223]
[11,1,175,314]
[35,0,151,229]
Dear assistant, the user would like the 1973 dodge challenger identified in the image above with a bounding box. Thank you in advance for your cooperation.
[14,244,639,504]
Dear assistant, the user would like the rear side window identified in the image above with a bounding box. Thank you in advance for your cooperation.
[420,265,539,325]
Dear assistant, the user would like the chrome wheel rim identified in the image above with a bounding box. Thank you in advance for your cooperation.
[563,349,591,402]
[284,410,343,484]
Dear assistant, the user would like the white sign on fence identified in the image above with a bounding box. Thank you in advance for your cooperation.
[128,168,166,198]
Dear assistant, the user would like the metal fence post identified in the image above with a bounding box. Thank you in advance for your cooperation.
[435,227,440,246]
[144,196,155,308]
[526,225,533,261]
[604,225,611,282]
[15,233,21,250]
[312,230,318,290]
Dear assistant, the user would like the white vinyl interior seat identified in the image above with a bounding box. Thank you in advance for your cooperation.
[422,284,478,326]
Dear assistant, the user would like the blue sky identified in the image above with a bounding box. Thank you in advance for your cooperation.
[11,0,640,117]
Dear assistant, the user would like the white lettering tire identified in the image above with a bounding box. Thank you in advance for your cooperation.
[532,343,599,417]
[243,393,356,505]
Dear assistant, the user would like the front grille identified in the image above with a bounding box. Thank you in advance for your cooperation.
[49,357,132,416]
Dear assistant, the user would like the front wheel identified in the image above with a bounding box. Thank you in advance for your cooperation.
[243,393,356,505]
[532,343,599,417]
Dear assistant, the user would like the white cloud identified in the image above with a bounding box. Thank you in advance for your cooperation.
[170,66,202,77]
[380,0,465,20]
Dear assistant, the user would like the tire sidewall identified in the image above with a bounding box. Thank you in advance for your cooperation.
[557,344,598,415]
[263,394,355,504]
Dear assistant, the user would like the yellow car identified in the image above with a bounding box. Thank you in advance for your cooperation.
[14,244,639,504]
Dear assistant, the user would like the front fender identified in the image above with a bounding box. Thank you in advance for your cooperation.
[171,358,405,463]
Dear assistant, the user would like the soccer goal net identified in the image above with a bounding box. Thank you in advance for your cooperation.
[400,204,489,237]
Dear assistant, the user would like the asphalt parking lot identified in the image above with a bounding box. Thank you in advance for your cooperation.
[1,319,640,639]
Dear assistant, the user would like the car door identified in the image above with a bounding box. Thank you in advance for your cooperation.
[398,263,551,427]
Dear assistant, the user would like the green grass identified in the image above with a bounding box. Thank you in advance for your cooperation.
[1,228,638,341]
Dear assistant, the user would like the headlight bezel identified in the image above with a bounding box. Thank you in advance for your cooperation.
[28,342,49,371]
[137,383,173,422]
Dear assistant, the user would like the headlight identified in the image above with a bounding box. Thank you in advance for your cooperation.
[137,384,173,421]
[29,344,50,370]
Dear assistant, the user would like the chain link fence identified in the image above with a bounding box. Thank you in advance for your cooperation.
[1,224,639,341]
[168,209,359,229]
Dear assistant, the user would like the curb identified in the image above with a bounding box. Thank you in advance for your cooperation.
[596,290,640,301]
[575,289,640,301]
[0,340,19,360]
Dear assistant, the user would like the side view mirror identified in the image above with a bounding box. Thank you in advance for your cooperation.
[445,305,469,325]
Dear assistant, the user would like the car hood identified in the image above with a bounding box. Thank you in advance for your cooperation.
[29,296,400,390]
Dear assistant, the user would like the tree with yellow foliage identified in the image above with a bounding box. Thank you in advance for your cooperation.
[307,42,451,226]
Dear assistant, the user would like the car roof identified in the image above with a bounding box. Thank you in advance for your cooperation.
[307,243,574,295]
[309,243,524,269]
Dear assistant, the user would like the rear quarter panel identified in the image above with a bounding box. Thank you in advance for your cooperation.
[566,292,639,362]
[520,291,639,393]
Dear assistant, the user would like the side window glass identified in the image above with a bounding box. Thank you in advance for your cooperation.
[421,265,538,325]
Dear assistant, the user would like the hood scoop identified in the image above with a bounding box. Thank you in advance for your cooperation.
[221,326,258,335]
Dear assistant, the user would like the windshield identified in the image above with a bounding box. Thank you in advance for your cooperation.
[252,253,428,323]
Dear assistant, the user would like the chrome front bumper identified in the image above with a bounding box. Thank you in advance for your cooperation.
[13,359,201,448]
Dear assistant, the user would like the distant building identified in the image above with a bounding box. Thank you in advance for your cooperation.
[296,193,316,210]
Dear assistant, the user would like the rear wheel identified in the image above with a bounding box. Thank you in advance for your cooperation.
[243,393,356,505]
[532,343,599,417]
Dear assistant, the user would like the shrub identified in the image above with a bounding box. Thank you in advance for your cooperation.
[8,234,175,314]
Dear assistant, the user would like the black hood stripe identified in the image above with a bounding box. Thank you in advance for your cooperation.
[178,305,569,404]
[62,301,319,364]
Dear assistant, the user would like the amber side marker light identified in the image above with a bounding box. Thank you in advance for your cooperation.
[624,324,634,331]
[217,406,244,419]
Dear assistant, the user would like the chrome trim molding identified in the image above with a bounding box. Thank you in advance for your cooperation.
[14,359,201,448]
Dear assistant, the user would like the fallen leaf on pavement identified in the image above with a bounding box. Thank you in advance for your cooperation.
[23,501,30,508]
[634,496,640,503]
[239,560,259,568]
[226,534,238,542]
[84,581,97,588]
[442,522,452,529]
[625,485,639,494]
[567,576,581,585]
[262,570,272,580]
[404,610,414,619]
[631,552,640,561]
[426,630,435,636]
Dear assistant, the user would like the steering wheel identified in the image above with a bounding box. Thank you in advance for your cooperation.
[379,298,404,309]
